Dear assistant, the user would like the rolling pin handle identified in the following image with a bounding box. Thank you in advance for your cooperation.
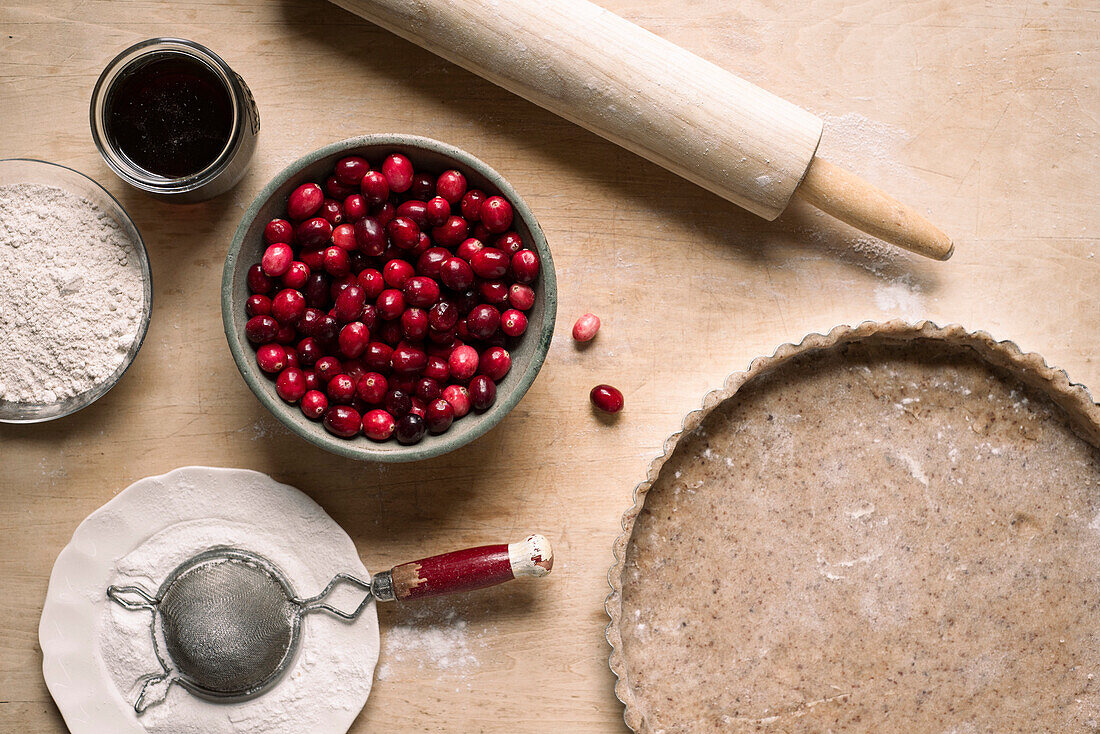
[377,534,554,602]
[795,156,954,261]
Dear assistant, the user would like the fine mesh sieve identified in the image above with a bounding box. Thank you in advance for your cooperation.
[107,547,373,713]
[106,534,553,714]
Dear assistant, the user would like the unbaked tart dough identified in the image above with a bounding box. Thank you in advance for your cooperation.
[607,322,1100,733]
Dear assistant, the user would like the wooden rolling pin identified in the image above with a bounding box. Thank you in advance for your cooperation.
[331,0,953,260]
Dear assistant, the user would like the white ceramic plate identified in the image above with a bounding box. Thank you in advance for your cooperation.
[40,466,378,734]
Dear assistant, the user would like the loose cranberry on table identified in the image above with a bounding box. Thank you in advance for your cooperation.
[590,384,624,414]
[572,313,600,342]
[244,153,540,445]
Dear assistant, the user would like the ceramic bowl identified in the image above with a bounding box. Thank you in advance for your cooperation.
[0,158,152,423]
[222,135,556,462]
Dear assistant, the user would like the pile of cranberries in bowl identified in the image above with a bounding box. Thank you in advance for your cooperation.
[243,153,540,446]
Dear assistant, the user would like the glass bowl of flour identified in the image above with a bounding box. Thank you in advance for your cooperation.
[0,159,152,423]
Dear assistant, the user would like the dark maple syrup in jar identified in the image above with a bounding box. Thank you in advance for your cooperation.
[106,55,233,178]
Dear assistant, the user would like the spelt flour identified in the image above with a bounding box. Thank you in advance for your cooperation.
[0,182,145,403]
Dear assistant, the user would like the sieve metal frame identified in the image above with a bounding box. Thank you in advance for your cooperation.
[107,546,373,713]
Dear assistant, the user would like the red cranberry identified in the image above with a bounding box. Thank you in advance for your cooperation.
[500,308,528,337]
[412,376,439,401]
[363,409,396,440]
[432,216,469,248]
[275,323,297,345]
[315,356,343,382]
[327,373,356,403]
[334,285,366,322]
[372,201,396,227]
[353,217,386,256]
[325,175,357,200]
[572,313,600,342]
[455,237,484,262]
[423,355,450,382]
[298,337,322,366]
[304,274,331,309]
[415,247,449,278]
[383,259,415,289]
[343,194,368,221]
[479,196,513,233]
[276,367,307,403]
[358,269,385,299]
[377,319,403,345]
[479,346,511,381]
[301,390,328,419]
[384,389,412,417]
[509,284,535,311]
[360,170,389,204]
[283,346,300,368]
[460,189,486,221]
[246,315,280,344]
[376,289,405,320]
[472,223,492,242]
[382,154,414,193]
[256,343,288,373]
[470,248,509,279]
[468,375,497,411]
[495,231,523,254]
[287,183,324,221]
[511,249,539,283]
[396,199,429,228]
[334,156,370,186]
[246,294,272,317]
[390,375,416,394]
[295,217,333,249]
[466,304,500,339]
[425,398,454,434]
[344,359,367,383]
[436,169,467,204]
[391,344,427,375]
[264,218,294,244]
[331,223,357,250]
[394,413,426,444]
[319,198,344,226]
[428,300,460,332]
[442,384,471,418]
[323,405,361,438]
[303,369,321,391]
[271,289,306,325]
[401,308,428,341]
[387,216,420,250]
[262,243,294,277]
[478,280,508,304]
[283,261,311,290]
[590,384,624,413]
[356,372,388,404]
[439,257,475,290]
[424,196,450,226]
[408,173,435,201]
[338,321,370,359]
[448,344,479,381]
[300,247,325,271]
[247,263,274,294]
[403,276,440,308]
[364,342,394,372]
[323,246,350,277]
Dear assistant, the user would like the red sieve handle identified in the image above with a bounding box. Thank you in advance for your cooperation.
[372,534,554,602]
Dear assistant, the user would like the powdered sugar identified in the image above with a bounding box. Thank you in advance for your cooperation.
[0,183,144,403]
[375,604,485,682]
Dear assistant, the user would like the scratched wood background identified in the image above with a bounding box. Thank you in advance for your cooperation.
[0,0,1097,731]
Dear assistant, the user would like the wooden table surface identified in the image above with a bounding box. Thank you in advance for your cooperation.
[1,0,1097,731]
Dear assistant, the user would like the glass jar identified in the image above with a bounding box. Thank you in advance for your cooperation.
[90,38,260,203]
